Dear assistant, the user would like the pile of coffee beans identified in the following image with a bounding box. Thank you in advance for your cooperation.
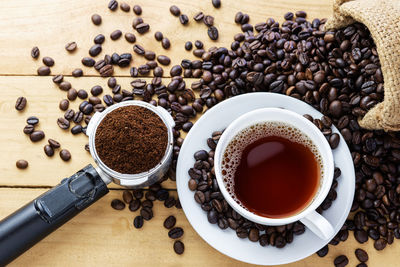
[110,184,184,254]
[189,113,341,248]
[21,0,400,263]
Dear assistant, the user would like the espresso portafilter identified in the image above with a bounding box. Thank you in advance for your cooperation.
[0,101,175,265]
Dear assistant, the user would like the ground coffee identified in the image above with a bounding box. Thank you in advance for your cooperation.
[95,105,168,174]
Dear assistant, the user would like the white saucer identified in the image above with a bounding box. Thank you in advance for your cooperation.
[176,93,355,265]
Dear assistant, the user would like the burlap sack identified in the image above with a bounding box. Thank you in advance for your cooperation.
[325,0,400,131]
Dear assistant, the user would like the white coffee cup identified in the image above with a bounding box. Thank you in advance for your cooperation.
[214,108,335,240]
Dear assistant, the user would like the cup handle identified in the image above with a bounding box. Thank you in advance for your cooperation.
[300,210,335,240]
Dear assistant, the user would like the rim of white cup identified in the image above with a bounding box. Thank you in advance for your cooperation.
[214,107,334,225]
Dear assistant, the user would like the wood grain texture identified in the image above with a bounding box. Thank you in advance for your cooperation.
[1,188,398,267]
[0,0,331,77]
[0,0,398,266]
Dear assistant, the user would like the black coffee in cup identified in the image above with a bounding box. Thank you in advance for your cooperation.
[221,122,322,218]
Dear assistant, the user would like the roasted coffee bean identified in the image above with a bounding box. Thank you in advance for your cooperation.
[140,207,153,220]
[133,5,142,15]
[59,81,71,91]
[154,31,163,42]
[71,125,82,135]
[90,85,103,96]
[163,215,177,229]
[89,44,102,57]
[108,0,118,10]
[99,64,114,77]
[31,46,39,59]
[208,26,219,40]
[173,241,184,255]
[122,190,133,204]
[136,23,150,34]
[133,44,145,55]
[77,89,88,99]
[212,0,221,8]
[66,89,77,101]
[162,38,171,49]
[52,74,63,84]
[129,199,141,211]
[169,5,180,16]
[355,248,368,262]
[203,15,214,27]
[142,200,153,209]
[72,68,83,77]
[82,57,95,67]
[193,11,204,22]
[125,33,136,43]
[110,30,122,40]
[144,51,156,61]
[91,14,102,25]
[30,131,45,142]
[59,99,69,111]
[334,255,349,267]
[64,109,75,120]
[374,238,387,250]
[15,97,27,111]
[103,95,113,106]
[111,199,125,210]
[37,66,50,76]
[93,34,105,45]
[164,197,176,208]
[44,144,54,157]
[23,125,34,135]
[133,216,144,228]
[168,227,184,239]
[42,57,54,67]
[59,149,71,161]
[354,230,368,243]
[16,159,28,169]
[57,117,70,130]
[179,14,189,25]
[48,139,60,149]
[157,55,171,66]
[65,42,77,52]
[194,40,203,49]
[185,41,193,51]
[316,245,329,257]
[120,2,130,12]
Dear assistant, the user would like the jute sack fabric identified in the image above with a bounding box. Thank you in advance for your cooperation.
[325,0,400,131]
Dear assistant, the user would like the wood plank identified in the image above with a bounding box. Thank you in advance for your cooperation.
[0,188,397,267]
[0,0,332,77]
[0,76,183,188]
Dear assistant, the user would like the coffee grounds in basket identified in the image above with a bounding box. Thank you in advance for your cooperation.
[95,105,168,174]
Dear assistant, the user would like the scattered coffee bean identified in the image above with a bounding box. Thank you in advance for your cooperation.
[179,14,189,25]
[212,0,221,8]
[157,55,171,66]
[23,125,34,135]
[185,41,193,51]
[30,131,45,142]
[133,216,144,228]
[91,85,103,96]
[71,125,83,135]
[59,149,71,161]
[355,248,368,262]
[136,23,150,34]
[334,255,349,267]
[125,33,136,43]
[144,51,156,60]
[168,227,184,239]
[194,40,203,49]
[15,97,27,111]
[133,44,145,55]
[129,199,141,211]
[163,215,176,229]
[37,66,50,76]
[42,57,54,67]
[77,89,88,99]
[173,241,184,255]
[57,117,70,130]
[140,207,153,220]
[207,26,219,40]
[99,64,114,77]
[203,15,214,27]
[133,5,142,15]
[31,46,39,59]
[108,0,118,11]
[26,116,39,125]
[162,38,171,49]
[193,12,204,21]
[16,160,28,169]
[82,57,95,67]
[94,34,105,44]
[91,14,102,25]
[374,238,387,250]
[89,44,102,57]
[154,31,163,41]
[316,245,329,257]
[169,5,180,16]
[120,2,130,12]
[48,139,60,149]
[59,99,69,111]
[44,144,54,157]
[110,30,122,40]
[111,199,125,210]
[65,42,77,52]
[72,68,83,77]
[52,74,63,84]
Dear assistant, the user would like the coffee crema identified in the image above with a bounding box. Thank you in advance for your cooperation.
[221,122,323,218]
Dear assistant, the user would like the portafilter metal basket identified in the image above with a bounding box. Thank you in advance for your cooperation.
[0,100,175,265]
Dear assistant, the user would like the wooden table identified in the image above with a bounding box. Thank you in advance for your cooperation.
[0,0,397,266]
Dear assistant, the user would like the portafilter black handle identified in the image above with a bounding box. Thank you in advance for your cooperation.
[0,164,109,265]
